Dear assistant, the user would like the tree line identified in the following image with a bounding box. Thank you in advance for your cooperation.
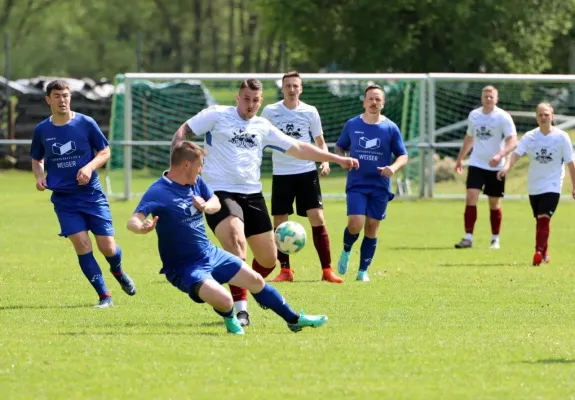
[1,0,575,80]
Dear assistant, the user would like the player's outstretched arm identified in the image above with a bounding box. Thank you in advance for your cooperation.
[172,123,194,149]
[497,152,520,181]
[31,159,47,191]
[455,136,474,174]
[127,213,158,234]
[285,141,358,170]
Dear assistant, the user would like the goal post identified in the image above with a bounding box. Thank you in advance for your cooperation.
[107,73,428,201]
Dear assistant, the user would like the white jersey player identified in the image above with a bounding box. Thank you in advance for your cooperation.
[498,102,575,266]
[454,85,517,249]
[171,78,359,327]
[260,71,342,284]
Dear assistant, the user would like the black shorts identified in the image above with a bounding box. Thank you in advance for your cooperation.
[466,166,505,197]
[205,191,273,238]
[529,192,560,218]
[271,170,323,217]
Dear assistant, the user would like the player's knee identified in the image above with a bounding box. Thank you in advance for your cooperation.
[69,233,92,254]
[247,269,266,292]
[307,209,325,226]
[96,239,116,257]
[347,219,363,235]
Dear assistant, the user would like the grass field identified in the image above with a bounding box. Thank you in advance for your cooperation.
[2,170,575,399]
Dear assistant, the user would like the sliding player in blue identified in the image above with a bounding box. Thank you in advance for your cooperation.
[30,79,136,308]
[335,84,409,282]
[127,141,328,334]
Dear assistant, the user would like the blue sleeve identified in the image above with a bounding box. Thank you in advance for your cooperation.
[134,189,159,217]
[29,126,45,161]
[390,125,407,157]
[198,177,214,201]
[87,117,109,151]
[336,121,351,150]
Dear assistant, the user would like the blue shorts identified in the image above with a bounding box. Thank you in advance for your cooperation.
[164,246,243,303]
[51,189,114,237]
[346,189,391,220]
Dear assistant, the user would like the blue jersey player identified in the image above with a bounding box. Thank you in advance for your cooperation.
[127,141,328,335]
[334,85,409,282]
[29,80,136,308]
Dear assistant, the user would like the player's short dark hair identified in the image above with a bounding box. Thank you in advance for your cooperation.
[239,79,263,92]
[365,84,384,96]
[282,71,301,83]
[46,80,70,96]
[171,141,206,166]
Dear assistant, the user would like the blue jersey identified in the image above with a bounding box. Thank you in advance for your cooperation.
[134,173,215,270]
[29,112,108,193]
[336,115,407,194]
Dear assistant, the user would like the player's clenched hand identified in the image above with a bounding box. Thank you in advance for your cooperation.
[488,153,503,168]
[378,165,396,178]
[36,177,47,191]
[77,165,93,185]
[319,161,331,176]
[337,157,359,171]
[140,216,158,234]
[192,196,207,212]
[455,159,463,175]
[496,168,508,181]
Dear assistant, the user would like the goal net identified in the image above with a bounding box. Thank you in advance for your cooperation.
[107,73,426,200]
[428,74,575,199]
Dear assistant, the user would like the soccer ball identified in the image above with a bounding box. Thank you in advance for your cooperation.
[274,221,307,255]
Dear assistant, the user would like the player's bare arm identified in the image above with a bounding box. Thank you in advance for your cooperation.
[192,194,221,215]
[313,135,331,176]
[455,135,474,174]
[32,159,47,191]
[497,152,521,181]
[378,154,409,178]
[286,141,359,170]
[127,212,158,234]
[566,161,575,199]
[172,123,194,148]
[77,146,110,185]
[489,135,518,168]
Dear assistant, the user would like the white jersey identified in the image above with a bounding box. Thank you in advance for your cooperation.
[514,127,574,195]
[467,106,516,171]
[261,101,324,175]
[186,105,298,194]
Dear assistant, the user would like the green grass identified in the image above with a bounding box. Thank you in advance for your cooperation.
[2,170,575,399]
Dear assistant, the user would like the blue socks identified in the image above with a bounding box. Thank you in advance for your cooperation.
[359,237,377,272]
[105,245,123,275]
[78,252,109,298]
[343,227,360,252]
[213,308,234,318]
[252,284,299,324]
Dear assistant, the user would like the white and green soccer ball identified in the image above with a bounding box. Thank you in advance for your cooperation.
[274,221,307,255]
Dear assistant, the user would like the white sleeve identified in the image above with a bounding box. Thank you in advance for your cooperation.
[186,106,219,136]
[514,136,528,156]
[502,114,517,138]
[310,108,323,138]
[263,123,298,152]
[562,134,574,163]
[466,113,474,137]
